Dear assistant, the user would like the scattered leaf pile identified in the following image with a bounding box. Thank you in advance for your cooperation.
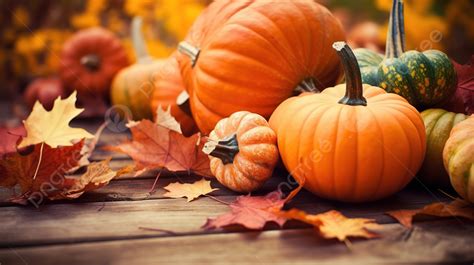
[0,92,124,204]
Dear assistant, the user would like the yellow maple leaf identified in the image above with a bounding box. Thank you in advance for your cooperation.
[163,179,218,202]
[18,91,94,148]
[278,209,380,242]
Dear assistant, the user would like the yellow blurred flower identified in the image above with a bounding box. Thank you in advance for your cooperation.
[71,13,101,29]
[12,7,30,28]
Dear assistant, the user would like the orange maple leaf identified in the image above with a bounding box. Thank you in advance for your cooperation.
[0,126,25,158]
[387,199,474,228]
[107,119,211,177]
[278,209,380,241]
[163,178,218,202]
[203,191,287,230]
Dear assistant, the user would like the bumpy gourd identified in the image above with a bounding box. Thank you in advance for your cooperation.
[354,0,456,108]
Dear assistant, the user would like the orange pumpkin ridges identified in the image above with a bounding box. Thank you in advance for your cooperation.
[204,111,279,193]
[60,27,129,96]
[176,0,345,134]
[269,42,426,203]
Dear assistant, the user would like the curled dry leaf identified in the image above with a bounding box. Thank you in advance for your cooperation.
[163,178,218,202]
[107,119,211,177]
[387,199,474,228]
[51,158,123,200]
[203,191,286,230]
[18,91,94,149]
[155,106,182,134]
[277,209,380,241]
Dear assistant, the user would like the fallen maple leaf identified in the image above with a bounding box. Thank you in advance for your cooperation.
[0,140,85,193]
[163,178,218,202]
[107,119,211,177]
[387,199,474,228]
[155,105,182,133]
[437,56,474,115]
[203,191,286,230]
[51,158,120,200]
[18,91,93,148]
[278,209,380,241]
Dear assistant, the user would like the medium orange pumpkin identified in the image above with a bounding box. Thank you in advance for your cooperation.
[177,0,345,134]
[203,111,279,192]
[59,27,129,96]
[111,17,165,120]
[269,42,426,202]
[150,56,197,136]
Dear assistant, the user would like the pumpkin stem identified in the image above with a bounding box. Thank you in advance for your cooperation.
[81,54,101,72]
[385,0,405,58]
[333,42,367,106]
[178,41,200,67]
[132,16,152,63]
[294,78,321,94]
[203,134,239,164]
[176,91,192,116]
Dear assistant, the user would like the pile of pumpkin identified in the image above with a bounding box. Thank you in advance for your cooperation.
[24,0,473,203]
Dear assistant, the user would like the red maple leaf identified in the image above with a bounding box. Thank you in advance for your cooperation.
[203,190,287,230]
[437,56,474,114]
[107,119,211,177]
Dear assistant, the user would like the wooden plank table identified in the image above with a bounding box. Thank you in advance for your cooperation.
[1,119,473,264]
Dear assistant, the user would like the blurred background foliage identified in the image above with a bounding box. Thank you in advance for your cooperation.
[0,0,473,100]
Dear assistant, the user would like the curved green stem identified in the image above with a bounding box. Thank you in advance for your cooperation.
[385,0,405,58]
[203,134,239,164]
[333,42,367,106]
[178,41,200,67]
[131,16,152,63]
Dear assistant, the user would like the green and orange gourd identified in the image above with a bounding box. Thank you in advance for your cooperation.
[443,115,474,203]
[269,42,426,202]
[418,109,467,187]
[354,0,456,108]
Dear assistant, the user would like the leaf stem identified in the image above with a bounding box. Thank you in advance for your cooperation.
[32,142,44,180]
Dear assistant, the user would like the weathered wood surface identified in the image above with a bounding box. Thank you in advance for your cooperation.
[0,118,473,264]
[1,221,473,264]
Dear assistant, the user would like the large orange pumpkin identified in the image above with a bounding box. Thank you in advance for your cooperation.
[111,17,165,120]
[177,0,345,134]
[150,56,197,136]
[59,27,129,96]
[269,42,426,202]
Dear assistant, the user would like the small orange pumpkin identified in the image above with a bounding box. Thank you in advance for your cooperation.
[150,56,197,136]
[203,111,279,192]
[269,42,426,202]
[59,27,129,96]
